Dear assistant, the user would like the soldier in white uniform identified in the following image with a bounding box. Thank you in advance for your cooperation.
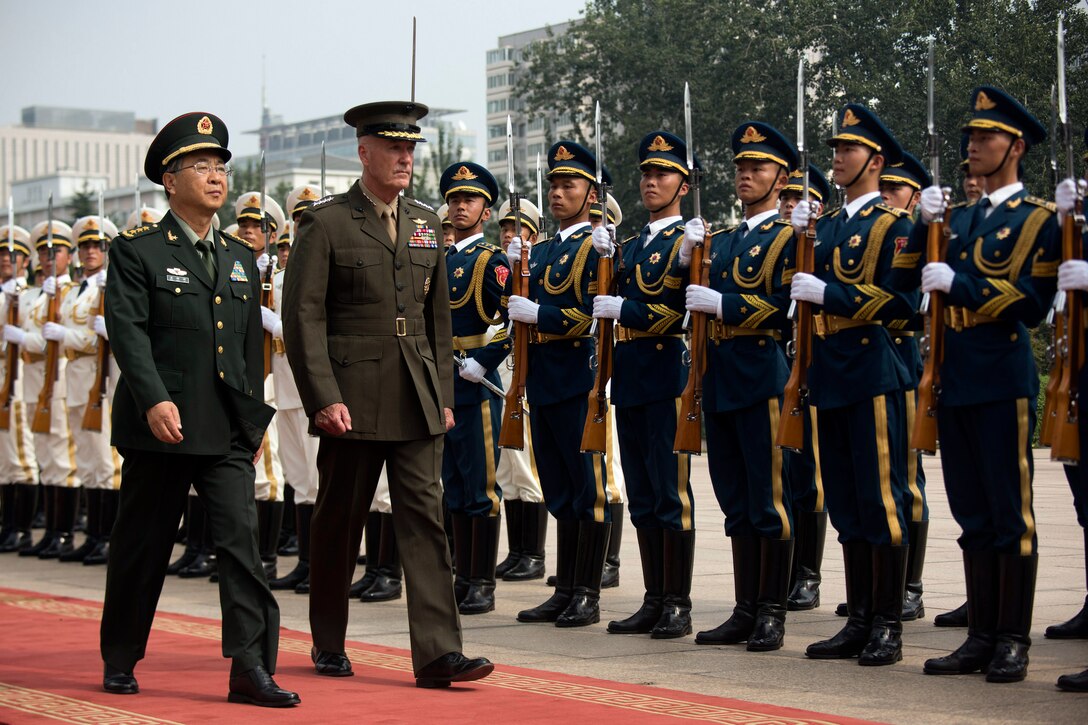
[0,226,39,553]
[233,192,286,579]
[266,186,321,594]
[7,221,78,559]
[493,198,548,581]
[124,207,165,234]
[45,216,121,564]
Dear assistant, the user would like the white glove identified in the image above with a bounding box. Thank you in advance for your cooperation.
[1056,178,1078,217]
[256,253,272,277]
[507,295,540,324]
[790,272,827,304]
[921,262,955,293]
[791,200,817,232]
[1,279,16,296]
[1058,260,1088,292]
[42,321,66,342]
[93,315,109,340]
[458,357,486,383]
[685,285,723,317]
[92,270,107,288]
[679,218,705,266]
[591,224,615,257]
[507,236,529,263]
[919,185,948,223]
[41,277,56,296]
[592,294,623,320]
[3,324,25,345]
[260,306,280,334]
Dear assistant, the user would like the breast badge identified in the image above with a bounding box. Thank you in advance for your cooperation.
[229,261,249,282]
[648,251,662,265]
[409,220,438,248]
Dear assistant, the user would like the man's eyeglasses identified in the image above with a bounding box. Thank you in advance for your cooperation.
[172,162,232,177]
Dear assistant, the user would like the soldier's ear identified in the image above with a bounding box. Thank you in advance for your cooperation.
[482,207,492,223]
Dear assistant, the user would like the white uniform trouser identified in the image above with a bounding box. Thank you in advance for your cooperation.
[0,399,36,485]
[276,407,319,505]
[24,362,76,488]
[494,361,543,502]
[605,381,625,504]
[68,403,120,490]
[254,422,284,502]
[369,469,391,514]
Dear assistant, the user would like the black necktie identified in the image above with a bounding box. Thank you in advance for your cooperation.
[195,240,216,283]
[969,198,991,234]
[640,225,651,248]
[738,222,749,237]
[78,280,88,296]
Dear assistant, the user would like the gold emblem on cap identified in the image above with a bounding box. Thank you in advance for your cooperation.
[246,195,260,207]
[197,116,213,135]
[299,188,318,201]
[86,219,98,230]
[975,91,997,111]
[647,135,674,152]
[553,146,575,162]
[451,165,478,181]
[789,169,803,179]
[740,126,767,144]
[842,109,861,127]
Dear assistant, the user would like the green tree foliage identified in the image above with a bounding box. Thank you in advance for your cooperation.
[517,0,1088,227]
[68,182,96,222]
[414,122,466,207]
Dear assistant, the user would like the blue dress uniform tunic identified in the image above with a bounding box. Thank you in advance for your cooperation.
[892,188,1058,554]
[610,219,692,531]
[526,225,609,522]
[441,234,511,517]
[809,197,917,547]
[703,217,795,539]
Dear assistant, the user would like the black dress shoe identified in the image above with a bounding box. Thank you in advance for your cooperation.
[600,558,620,589]
[934,601,969,628]
[985,638,1030,683]
[503,554,545,581]
[858,624,902,666]
[177,553,215,578]
[83,541,110,566]
[694,609,755,645]
[103,664,138,694]
[166,549,198,575]
[60,536,97,562]
[834,601,848,617]
[1045,596,1088,639]
[607,598,662,635]
[311,647,353,677]
[923,635,995,675]
[1057,667,1088,692]
[38,533,74,560]
[349,571,376,598]
[651,604,692,640]
[902,585,925,622]
[227,666,300,707]
[359,574,402,602]
[805,620,870,659]
[415,652,494,689]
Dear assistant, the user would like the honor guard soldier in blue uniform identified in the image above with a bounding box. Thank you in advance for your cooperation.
[876,151,932,623]
[438,161,512,615]
[789,104,918,666]
[1053,126,1088,692]
[683,123,797,651]
[509,141,611,627]
[494,198,551,582]
[895,87,1059,683]
[591,130,694,638]
[779,164,832,612]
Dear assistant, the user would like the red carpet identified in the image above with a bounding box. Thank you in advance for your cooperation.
[0,587,880,724]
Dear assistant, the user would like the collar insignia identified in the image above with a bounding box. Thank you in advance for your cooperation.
[859,206,874,217]
[1006,198,1022,209]
[167,230,178,241]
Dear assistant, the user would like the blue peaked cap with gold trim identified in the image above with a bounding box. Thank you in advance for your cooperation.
[439,162,499,207]
[783,163,831,203]
[961,86,1045,147]
[881,152,931,191]
[826,104,903,165]
[731,122,798,171]
[638,130,698,177]
[546,141,612,185]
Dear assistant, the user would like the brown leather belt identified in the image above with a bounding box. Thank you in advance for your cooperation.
[813,313,881,338]
[615,325,682,343]
[327,317,425,337]
[528,329,590,344]
[64,349,96,361]
[453,332,492,351]
[707,320,781,341]
[945,306,999,332]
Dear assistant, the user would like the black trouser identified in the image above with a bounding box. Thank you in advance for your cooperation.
[101,438,279,676]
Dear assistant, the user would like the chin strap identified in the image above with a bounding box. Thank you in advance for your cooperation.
[842,150,876,191]
[980,136,1017,179]
[560,185,596,225]
[452,207,486,233]
[646,180,687,215]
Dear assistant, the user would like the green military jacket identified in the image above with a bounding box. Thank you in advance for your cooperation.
[282,180,453,441]
[105,210,274,454]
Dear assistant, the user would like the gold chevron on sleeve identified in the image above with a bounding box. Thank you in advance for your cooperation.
[646,304,683,334]
[738,294,779,329]
[561,307,593,336]
[977,278,1025,317]
[891,251,921,269]
[1031,259,1058,277]
[854,284,894,320]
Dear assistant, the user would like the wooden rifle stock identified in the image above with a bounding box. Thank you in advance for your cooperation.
[674,234,710,454]
[910,214,951,454]
[1040,313,1064,446]
[498,244,530,450]
[1051,201,1084,464]
[775,218,816,452]
[0,289,19,430]
[82,292,108,431]
[580,254,614,454]
[32,285,60,433]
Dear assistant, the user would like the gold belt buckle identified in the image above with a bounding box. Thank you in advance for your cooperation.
[813,314,828,338]
[948,307,965,332]
[395,317,407,337]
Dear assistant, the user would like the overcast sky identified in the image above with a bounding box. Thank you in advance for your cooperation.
[0,0,587,159]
